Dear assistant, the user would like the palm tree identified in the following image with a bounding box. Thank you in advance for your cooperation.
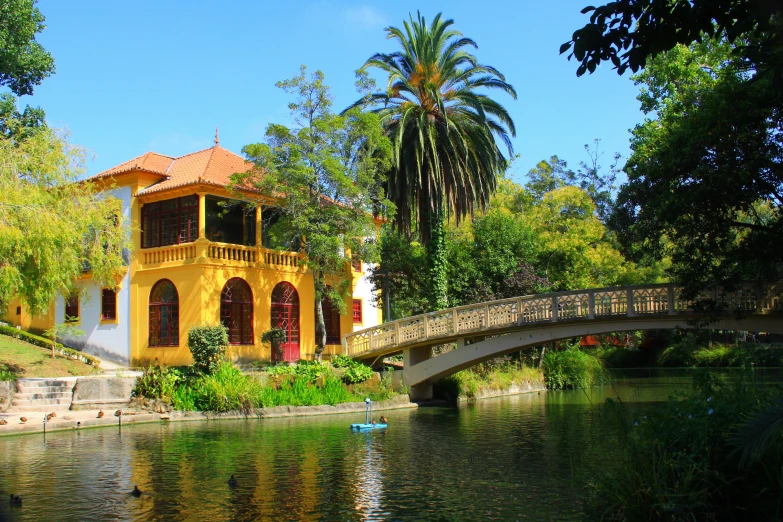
[349,12,516,308]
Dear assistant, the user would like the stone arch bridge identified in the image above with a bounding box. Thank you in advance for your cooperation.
[342,283,783,400]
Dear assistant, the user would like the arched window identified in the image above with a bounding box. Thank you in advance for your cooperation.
[271,282,299,362]
[321,287,341,345]
[149,280,179,346]
[220,278,254,345]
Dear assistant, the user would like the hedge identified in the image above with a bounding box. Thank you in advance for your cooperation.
[0,325,101,367]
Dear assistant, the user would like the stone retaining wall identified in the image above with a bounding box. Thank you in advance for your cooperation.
[0,381,15,412]
[70,377,137,411]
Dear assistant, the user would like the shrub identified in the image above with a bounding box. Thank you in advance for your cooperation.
[588,372,783,520]
[542,346,604,390]
[267,360,331,383]
[0,367,16,381]
[332,354,373,384]
[132,363,181,402]
[190,361,261,414]
[261,328,286,361]
[188,324,229,375]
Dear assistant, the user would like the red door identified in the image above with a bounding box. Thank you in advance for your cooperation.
[271,282,300,362]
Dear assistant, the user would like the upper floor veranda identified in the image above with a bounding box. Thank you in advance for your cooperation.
[89,140,376,274]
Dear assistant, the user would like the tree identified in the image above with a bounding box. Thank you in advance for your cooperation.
[0,0,55,96]
[350,12,517,310]
[525,156,575,201]
[0,111,131,316]
[561,0,782,82]
[611,38,783,295]
[232,67,392,359]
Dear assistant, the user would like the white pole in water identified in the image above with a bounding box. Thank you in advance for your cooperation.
[365,398,371,424]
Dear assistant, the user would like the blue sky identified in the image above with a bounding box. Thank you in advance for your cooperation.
[20,0,645,184]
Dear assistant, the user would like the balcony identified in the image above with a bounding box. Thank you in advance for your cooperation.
[137,240,304,272]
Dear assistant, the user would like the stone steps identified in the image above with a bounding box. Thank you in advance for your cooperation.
[14,391,73,400]
[11,378,76,412]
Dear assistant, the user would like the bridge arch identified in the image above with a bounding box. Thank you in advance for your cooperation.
[343,283,783,400]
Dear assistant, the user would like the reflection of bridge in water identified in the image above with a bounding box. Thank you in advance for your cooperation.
[343,283,783,400]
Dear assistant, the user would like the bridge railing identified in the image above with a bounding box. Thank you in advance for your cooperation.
[342,282,783,357]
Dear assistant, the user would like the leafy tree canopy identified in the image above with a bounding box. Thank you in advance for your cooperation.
[611,37,782,294]
[0,0,55,96]
[562,0,781,82]
[232,66,392,356]
[0,109,131,315]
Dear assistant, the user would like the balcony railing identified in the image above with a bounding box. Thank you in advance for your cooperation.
[138,240,304,271]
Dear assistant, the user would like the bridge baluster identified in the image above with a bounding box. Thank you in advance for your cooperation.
[552,296,558,322]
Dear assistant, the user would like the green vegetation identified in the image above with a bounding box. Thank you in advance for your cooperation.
[187,324,229,375]
[351,12,517,310]
[232,67,391,359]
[133,355,399,414]
[435,360,543,402]
[588,372,783,520]
[0,333,99,380]
[331,354,374,384]
[542,346,605,390]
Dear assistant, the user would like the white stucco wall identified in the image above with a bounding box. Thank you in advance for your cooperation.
[353,264,381,331]
[56,186,132,365]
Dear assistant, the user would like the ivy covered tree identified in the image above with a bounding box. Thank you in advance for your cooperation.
[350,12,517,310]
[232,67,392,359]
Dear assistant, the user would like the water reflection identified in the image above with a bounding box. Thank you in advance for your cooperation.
[0,369,779,521]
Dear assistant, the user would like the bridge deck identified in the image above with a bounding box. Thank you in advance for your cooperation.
[343,283,783,362]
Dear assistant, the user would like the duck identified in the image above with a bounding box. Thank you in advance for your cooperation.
[9,494,21,505]
[46,412,56,422]
[228,474,238,488]
[19,417,27,424]
[131,485,142,498]
[379,416,388,424]
[0,419,7,425]
[97,411,104,419]
[114,410,122,417]
[76,422,81,429]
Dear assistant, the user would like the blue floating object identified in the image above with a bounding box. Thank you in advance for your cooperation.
[350,423,388,430]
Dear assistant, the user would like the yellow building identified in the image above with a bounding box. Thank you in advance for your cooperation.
[5,139,382,367]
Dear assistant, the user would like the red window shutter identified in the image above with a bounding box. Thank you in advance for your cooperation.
[352,299,362,323]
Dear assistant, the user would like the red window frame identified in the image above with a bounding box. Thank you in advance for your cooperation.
[352,299,362,324]
[351,256,361,272]
[65,294,79,321]
[141,195,198,249]
[220,278,254,345]
[149,280,179,347]
[101,288,117,320]
[322,293,341,345]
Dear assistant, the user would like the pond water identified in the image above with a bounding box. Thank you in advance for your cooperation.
[0,369,780,521]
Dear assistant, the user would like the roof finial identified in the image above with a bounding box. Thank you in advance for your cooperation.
[214,126,219,146]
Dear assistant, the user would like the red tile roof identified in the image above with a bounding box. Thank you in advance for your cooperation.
[90,145,255,194]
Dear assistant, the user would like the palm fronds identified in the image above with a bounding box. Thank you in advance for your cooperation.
[348,11,516,243]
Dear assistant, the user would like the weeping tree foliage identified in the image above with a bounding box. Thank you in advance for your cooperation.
[232,67,392,359]
[349,12,517,310]
[0,116,131,317]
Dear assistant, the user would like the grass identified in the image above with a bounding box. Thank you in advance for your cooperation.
[542,346,605,390]
[0,335,100,380]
